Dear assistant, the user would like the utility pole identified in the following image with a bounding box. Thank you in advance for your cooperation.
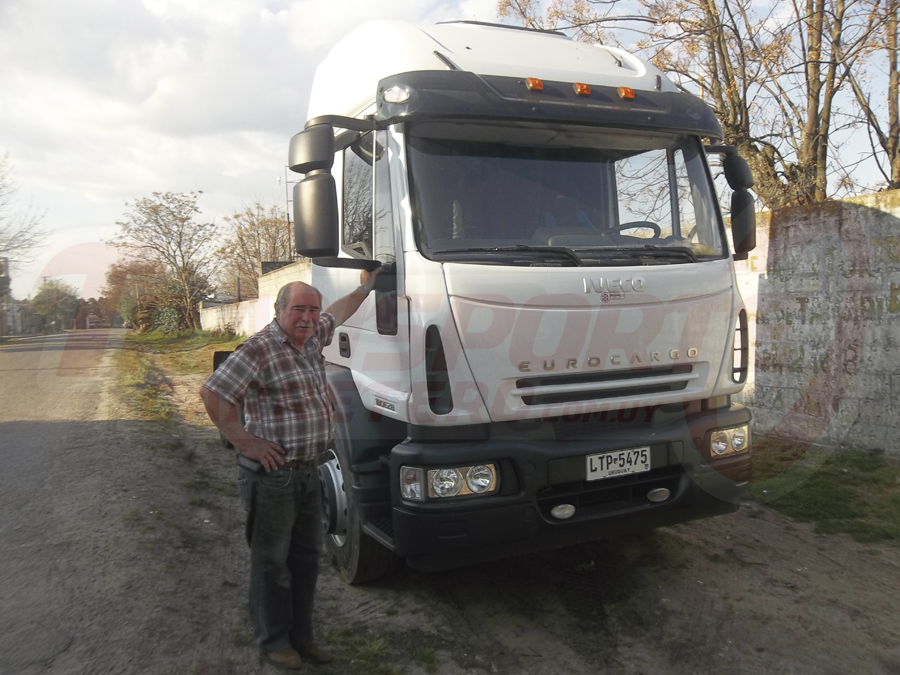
[0,258,9,336]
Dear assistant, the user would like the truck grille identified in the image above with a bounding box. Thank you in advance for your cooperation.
[516,365,694,406]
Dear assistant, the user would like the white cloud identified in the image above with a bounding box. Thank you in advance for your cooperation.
[0,0,509,299]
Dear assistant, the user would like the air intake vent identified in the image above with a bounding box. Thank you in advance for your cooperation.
[425,325,453,414]
[515,366,694,406]
[732,310,749,383]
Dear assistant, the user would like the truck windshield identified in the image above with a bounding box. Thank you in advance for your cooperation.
[406,121,725,266]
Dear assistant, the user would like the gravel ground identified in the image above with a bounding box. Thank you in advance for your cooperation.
[3,332,899,674]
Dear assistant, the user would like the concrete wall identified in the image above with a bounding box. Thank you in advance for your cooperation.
[198,299,262,336]
[199,260,312,335]
[734,191,900,454]
[256,259,312,313]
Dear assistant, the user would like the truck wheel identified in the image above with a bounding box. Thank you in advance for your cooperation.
[318,434,396,584]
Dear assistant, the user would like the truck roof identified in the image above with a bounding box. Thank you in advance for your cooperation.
[307,20,678,122]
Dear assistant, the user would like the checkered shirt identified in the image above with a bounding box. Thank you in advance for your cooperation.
[202,314,336,463]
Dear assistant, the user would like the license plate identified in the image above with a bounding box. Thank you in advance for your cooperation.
[586,446,651,481]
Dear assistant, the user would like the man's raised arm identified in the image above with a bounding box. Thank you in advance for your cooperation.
[326,267,381,326]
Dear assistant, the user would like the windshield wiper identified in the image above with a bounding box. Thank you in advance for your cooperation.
[431,245,584,266]
[582,245,698,263]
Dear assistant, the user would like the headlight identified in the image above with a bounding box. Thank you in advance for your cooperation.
[708,425,751,457]
[431,468,463,497]
[419,463,499,499]
[466,465,494,493]
[711,431,730,455]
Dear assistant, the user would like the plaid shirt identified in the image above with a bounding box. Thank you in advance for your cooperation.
[203,314,336,463]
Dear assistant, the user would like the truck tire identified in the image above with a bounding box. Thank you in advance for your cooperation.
[319,431,396,584]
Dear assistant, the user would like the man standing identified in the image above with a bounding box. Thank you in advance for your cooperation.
[199,271,377,670]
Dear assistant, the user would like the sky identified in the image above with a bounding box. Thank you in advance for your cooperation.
[0,0,500,300]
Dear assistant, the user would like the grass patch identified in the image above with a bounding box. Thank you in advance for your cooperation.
[750,439,900,544]
[126,329,245,375]
[322,629,401,675]
[417,648,439,673]
[117,329,244,422]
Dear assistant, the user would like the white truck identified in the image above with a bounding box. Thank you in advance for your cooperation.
[287,20,756,582]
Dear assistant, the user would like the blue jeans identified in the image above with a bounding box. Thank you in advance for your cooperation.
[238,466,322,653]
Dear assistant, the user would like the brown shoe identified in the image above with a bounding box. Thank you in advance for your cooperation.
[267,646,303,669]
[297,642,333,664]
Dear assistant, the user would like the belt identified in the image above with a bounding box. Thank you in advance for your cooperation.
[280,458,318,470]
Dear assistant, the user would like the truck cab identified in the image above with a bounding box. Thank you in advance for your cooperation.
[288,20,756,582]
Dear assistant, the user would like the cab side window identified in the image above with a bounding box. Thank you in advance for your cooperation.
[342,134,374,258]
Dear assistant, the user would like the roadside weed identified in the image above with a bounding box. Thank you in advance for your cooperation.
[417,648,440,673]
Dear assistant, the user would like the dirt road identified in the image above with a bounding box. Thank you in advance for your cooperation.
[2,332,899,674]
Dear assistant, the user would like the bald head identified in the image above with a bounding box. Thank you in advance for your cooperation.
[274,281,323,349]
[275,281,322,313]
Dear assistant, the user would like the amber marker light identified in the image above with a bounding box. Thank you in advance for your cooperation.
[573,82,591,96]
[525,77,544,91]
[618,86,636,100]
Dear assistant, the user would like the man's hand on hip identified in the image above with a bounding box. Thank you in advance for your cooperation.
[236,437,286,472]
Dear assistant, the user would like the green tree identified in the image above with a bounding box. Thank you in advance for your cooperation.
[100,259,165,327]
[31,279,79,329]
[115,191,218,331]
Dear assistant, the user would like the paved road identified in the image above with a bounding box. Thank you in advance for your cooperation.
[0,330,125,674]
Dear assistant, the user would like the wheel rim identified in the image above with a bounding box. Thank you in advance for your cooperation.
[319,448,348,547]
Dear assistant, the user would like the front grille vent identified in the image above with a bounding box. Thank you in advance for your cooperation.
[515,365,694,406]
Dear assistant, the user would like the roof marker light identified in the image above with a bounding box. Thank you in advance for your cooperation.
[525,77,544,91]
[618,86,636,100]
[573,82,591,96]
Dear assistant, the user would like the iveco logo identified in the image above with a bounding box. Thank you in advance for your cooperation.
[583,277,646,293]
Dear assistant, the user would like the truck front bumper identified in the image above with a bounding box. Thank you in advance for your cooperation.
[387,404,751,572]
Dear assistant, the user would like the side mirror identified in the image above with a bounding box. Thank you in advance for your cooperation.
[289,125,335,174]
[293,174,339,258]
[290,123,340,258]
[705,145,757,260]
[722,152,754,191]
[731,189,756,260]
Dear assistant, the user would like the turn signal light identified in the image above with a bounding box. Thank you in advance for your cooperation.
[573,82,591,96]
[618,86,636,100]
[526,77,544,91]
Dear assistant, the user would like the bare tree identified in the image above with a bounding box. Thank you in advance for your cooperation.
[0,155,46,265]
[848,0,900,189]
[115,191,218,330]
[498,0,886,208]
[217,202,293,299]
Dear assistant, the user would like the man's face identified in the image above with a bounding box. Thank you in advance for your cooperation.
[275,284,321,348]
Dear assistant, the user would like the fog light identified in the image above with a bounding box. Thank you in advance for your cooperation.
[400,466,424,501]
[647,487,670,503]
[431,468,462,497]
[466,465,494,493]
[550,504,576,519]
[711,431,729,455]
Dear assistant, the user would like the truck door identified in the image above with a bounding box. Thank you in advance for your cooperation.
[326,129,411,421]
